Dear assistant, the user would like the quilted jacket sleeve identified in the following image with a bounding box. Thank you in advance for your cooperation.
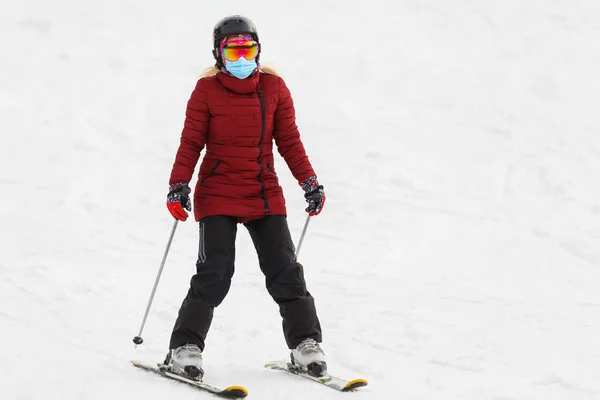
[169,79,209,184]
[273,77,316,182]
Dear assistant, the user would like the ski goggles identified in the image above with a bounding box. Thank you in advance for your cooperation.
[220,39,259,62]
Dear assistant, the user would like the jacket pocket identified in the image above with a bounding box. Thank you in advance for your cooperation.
[200,160,221,185]
[267,162,279,185]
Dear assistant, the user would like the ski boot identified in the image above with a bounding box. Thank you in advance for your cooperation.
[163,344,204,381]
[290,338,327,377]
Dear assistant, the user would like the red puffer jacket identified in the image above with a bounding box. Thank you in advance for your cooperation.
[168,69,316,223]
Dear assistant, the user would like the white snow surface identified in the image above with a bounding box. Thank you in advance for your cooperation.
[1,0,600,399]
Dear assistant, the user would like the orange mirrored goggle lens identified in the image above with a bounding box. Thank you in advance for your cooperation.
[221,40,259,62]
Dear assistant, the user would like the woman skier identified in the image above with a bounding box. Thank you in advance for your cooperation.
[162,15,327,381]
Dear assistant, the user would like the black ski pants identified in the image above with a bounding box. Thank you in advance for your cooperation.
[169,215,322,351]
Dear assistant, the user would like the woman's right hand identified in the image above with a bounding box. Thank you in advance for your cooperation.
[167,182,192,221]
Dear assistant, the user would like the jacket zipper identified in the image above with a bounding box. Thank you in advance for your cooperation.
[267,162,279,185]
[200,160,221,185]
[257,90,269,213]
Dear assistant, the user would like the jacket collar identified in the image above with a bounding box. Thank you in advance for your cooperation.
[216,70,260,94]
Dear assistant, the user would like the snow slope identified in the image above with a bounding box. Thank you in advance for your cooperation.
[1,0,600,399]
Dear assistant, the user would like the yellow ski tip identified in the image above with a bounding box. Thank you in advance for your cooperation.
[225,386,249,396]
[344,378,368,390]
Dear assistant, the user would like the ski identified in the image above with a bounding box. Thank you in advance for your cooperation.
[265,360,368,392]
[131,360,248,399]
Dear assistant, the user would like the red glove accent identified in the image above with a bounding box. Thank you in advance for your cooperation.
[167,201,189,221]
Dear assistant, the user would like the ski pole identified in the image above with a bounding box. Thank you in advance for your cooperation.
[133,219,179,347]
[295,214,311,259]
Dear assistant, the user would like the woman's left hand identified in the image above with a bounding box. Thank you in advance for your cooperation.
[300,176,326,216]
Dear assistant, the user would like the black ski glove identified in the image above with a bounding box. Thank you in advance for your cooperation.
[167,182,192,221]
[300,176,326,216]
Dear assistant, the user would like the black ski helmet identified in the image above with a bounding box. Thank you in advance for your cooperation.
[212,15,260,67]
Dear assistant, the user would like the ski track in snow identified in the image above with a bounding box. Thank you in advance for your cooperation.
[1,0,600,399]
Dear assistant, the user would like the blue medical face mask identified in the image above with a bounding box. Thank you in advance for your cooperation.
[224,57,257,79]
